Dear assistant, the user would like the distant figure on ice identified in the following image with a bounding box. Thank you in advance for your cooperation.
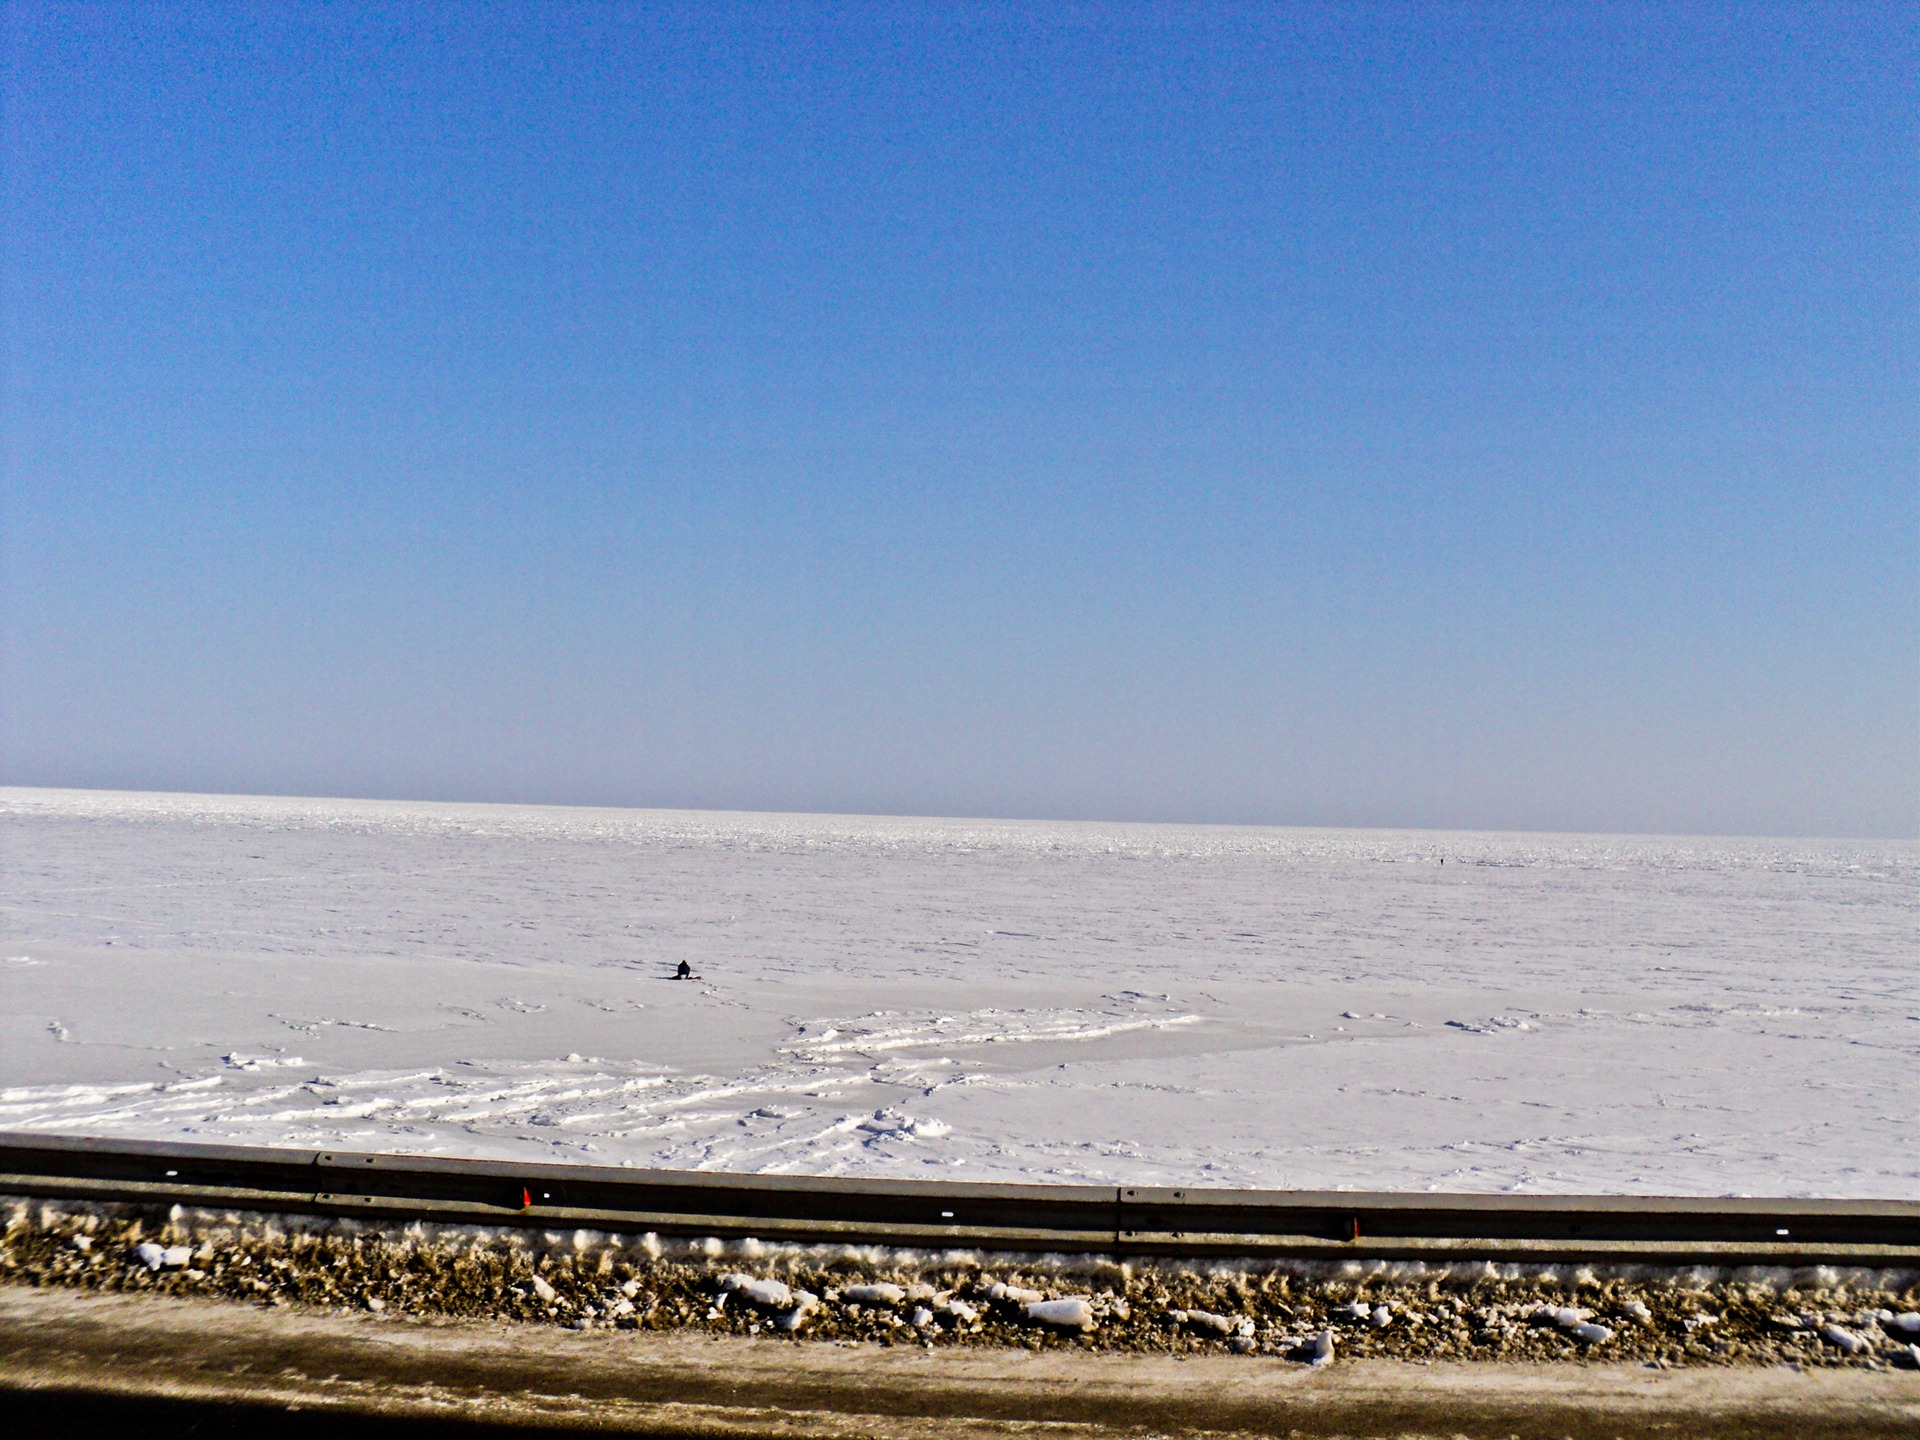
[675,959,692,980]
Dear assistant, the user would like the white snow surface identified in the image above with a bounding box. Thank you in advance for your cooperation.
[0,787,1914,1197]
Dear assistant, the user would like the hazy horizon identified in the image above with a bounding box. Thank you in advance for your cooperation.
[6,783,1913,846]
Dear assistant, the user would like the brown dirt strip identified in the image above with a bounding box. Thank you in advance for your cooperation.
[5,1284,1920,1439]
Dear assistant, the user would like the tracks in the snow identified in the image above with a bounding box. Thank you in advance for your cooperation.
[2,1132,1915,1266]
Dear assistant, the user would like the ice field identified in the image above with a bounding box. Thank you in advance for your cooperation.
[1,787,1914,1196]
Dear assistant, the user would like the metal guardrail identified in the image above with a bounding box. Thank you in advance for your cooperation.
[3,1132,1916,1266]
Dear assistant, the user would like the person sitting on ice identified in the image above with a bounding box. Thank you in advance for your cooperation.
[675,959,692,980]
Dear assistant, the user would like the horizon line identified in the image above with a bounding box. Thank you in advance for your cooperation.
[2,782,1911,846]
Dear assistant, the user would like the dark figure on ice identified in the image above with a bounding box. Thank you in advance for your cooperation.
[675,959,692,980]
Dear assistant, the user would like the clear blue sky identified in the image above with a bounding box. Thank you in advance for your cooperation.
[3,3,1914,836]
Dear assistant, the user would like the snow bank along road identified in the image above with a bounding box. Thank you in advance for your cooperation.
[2,788,1914,1196]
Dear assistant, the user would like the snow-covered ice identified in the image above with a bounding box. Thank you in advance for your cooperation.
[0,787,1913,1196]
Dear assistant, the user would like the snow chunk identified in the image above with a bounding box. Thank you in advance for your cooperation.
[989,1282,1044,1306]
[132,1242,190,1271]
[1026,1297,1096,1331]
[856,1109,953,1140]
[719,1274,793,1309]
[1178,1309,1239,1336]
[1533,1305,1592,1330]
[1569,1323,1613,1345]
[221,1052,306,1071]
[1888,1313,1920,1336]
[1821,1324,1868,1355]
[772,1290,818,1331]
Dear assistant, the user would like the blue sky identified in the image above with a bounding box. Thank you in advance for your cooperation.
[3,3,1914,835]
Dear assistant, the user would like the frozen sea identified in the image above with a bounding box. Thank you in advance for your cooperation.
[1,787,1914,1197]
